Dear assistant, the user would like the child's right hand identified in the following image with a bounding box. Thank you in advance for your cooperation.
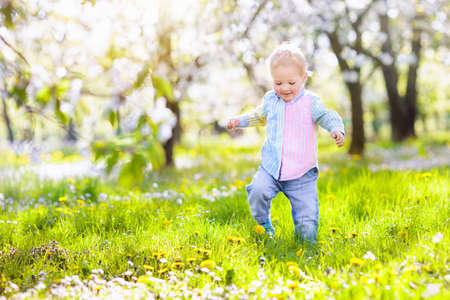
[226,118,240,130]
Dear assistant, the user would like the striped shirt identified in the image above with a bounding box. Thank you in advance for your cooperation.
[237,88,344,180]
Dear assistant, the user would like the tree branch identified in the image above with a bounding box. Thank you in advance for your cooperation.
[0,34,30,65]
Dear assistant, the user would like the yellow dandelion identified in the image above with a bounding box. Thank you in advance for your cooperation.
[286,280,300,289]
[329,227,339,234]
[187,258,196,264]
[374,263,383,271]
[350,257,364,267]
[195,247,202,254]
[94,285,102,290]
[227,236,236,243]
[326,194,336,201]
[172,262,184,269]
[201,249,211,256]
[350,232,358,238]
[56,207,64,212]
[143,265,153,271]
[200,260,216,269]
[76,199,85,205]
[84,179,90,184]
[137,276,150,284]
[158,268,168,275]
[173,257,182,263]
[421,265,431,272]
[193,230,200,236]
[235,237,245,244]
[67,178,75,184]
[163,220,171,226]
[296,249,304,256]
[398,231,408,239]
[87,207,95,211]
[288,265,302,278]
[254,225,265,234]
[58,196,68,202]
[287,261,298,268]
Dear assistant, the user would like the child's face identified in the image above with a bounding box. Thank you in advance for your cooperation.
[271,64,306,102]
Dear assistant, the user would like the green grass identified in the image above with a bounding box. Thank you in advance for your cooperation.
[0,136,449,299]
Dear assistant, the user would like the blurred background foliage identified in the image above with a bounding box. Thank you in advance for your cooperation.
[0,0,448,186]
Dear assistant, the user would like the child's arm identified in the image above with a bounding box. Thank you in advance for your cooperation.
[311,96,345,147]
[227,102,266,130]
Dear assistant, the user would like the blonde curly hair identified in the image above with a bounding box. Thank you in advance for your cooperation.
[267,43,308,76]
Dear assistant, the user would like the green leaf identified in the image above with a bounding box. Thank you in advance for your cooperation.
[108,110,117,127]
[151,75,174,99]
[105,151,119,174]
[55,79,71,98]
[36,87,52,105]
[118,153,146,188]
[133,65,150,90]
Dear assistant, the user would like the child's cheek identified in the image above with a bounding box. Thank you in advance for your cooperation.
[274,86,282,96]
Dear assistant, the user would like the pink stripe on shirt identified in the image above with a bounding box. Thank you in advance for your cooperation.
[279,95,317,181]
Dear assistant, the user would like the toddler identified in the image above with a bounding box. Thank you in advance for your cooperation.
[227,44,345,243]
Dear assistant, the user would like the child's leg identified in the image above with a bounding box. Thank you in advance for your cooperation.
[281,167,319,243]
[246,166,281,231]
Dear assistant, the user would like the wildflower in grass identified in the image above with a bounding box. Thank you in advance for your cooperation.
[287,261,298,268]
[227,236,236,243]
[158,268,168,275]
[286,280,299,289]
[143,265,153,271]
[201,249,211,256]
[288,265,302,278]
[76,199,85,205]
[235,237,245,244]
[432,232,443,243]
[374,263,383,271]
[363,251,376,261]
[255,225,265,234]
[329,227,339,234]
[350,257,364,267]
[296,249,304,256]
[398,231,408,239]
[326,194,336,201]
[174,257,182,263]
[352,154,361,160]
[350,232,358,238]
[200,260,216,270]
[152,252,166,260]
[187,258,196,264]
[193,230,200,236]
[67,178,75,184]
[94,285,102,290]
[163,220,171,226]
[58,196,68,202]
[421,265,431,273]
[172,262,184,269]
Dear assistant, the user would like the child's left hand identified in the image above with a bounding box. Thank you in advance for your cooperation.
[331,131,345,147]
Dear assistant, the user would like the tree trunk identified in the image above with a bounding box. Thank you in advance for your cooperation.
[66,119,78,142]
[378,10,420,142]
[162,99,181,166]
[1,93,14,143]
[346,82,365,154]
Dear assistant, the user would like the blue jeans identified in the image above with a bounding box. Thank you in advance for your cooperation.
[246,166,319,242]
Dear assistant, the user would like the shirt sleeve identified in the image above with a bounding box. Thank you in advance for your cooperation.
[236,100,267,128]
[311,96,345,135]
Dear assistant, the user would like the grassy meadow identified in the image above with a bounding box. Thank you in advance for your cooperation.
[0,135,449,299]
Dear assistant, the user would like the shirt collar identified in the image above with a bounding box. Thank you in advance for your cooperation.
[277,87,305,104]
